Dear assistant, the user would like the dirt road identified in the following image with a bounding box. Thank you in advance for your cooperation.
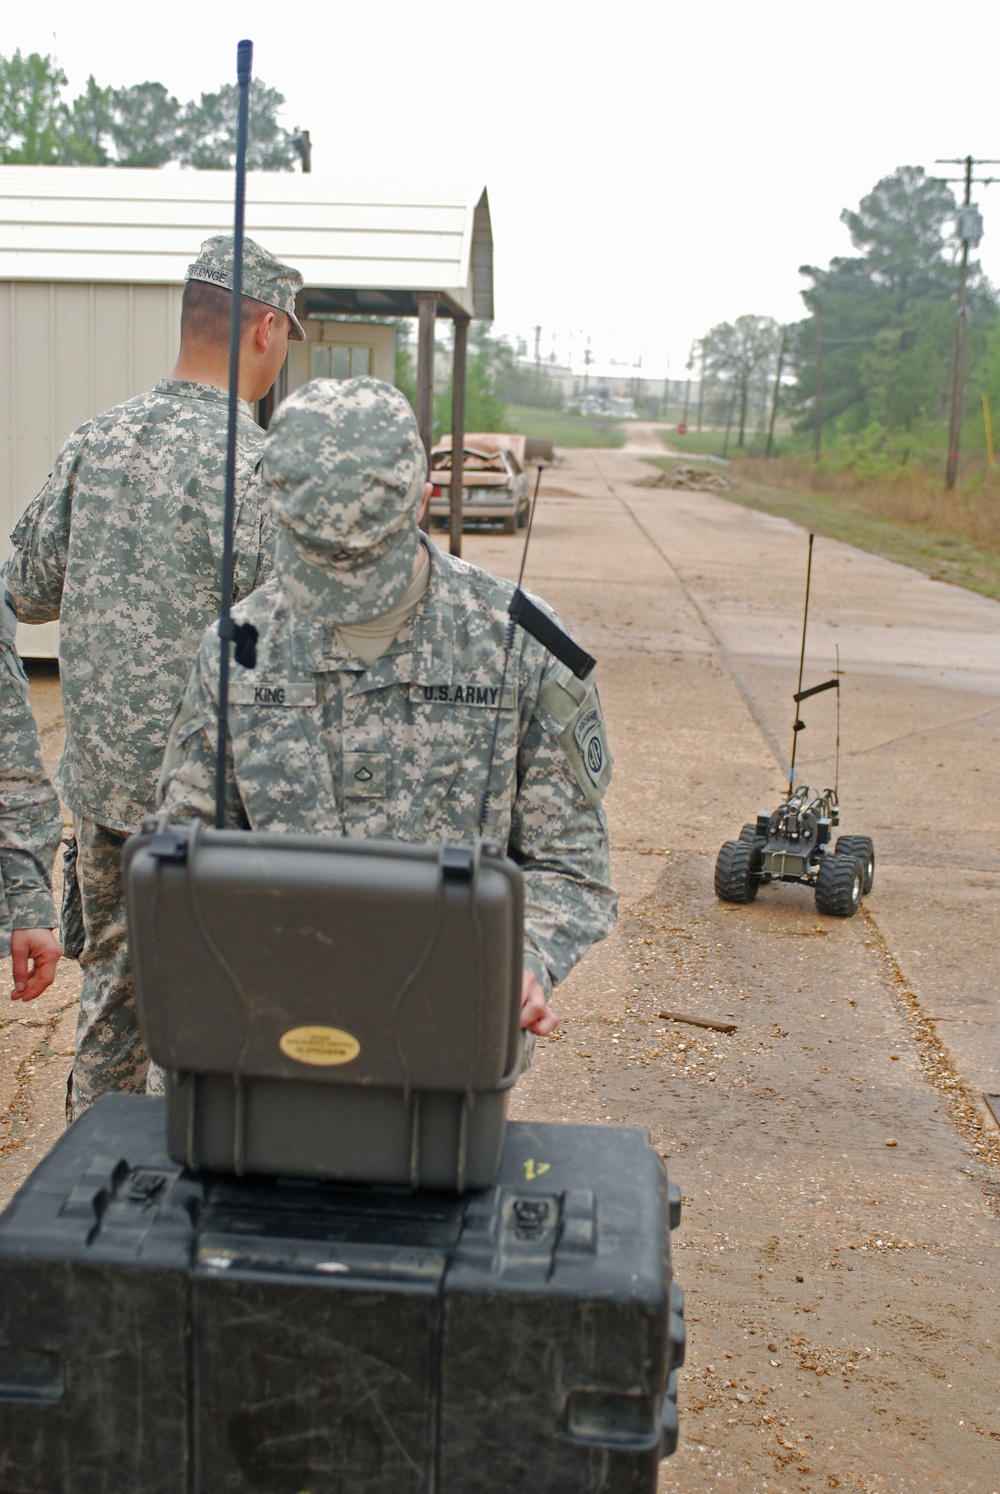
[617,419,681,458]
[2,444,998,1491]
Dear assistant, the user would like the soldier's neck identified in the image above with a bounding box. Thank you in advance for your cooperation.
[170,345,257,403]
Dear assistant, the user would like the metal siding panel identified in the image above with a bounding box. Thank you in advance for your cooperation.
[14,618,59,658]
[0,168,486,303]
[51,285,96,451]
[371,324,396,383]
[0,167,475,207]
[131,285,181,393]
[286,339,311,398]
[11,284,55,514]
[0,283,13,553]
[91,285,135,412]
[0,200,469,234]
[287,324,396,395]
[278,257,466,287]
[3,283,60,657]
[0,251,469,295]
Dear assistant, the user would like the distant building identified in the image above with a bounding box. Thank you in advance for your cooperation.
[506,354,699,414]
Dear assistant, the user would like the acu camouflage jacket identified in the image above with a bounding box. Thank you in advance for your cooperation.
[0,628,61,955]
[2,380,273,834]
[160,543,617,997]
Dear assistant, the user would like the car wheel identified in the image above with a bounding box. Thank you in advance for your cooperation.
[834,836,875,894]
[714,840,760,903]
[502,512,517,534]
[517,503,529,528]
[815,854,863,917]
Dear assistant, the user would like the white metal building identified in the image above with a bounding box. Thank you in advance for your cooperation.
[0,166,493,652]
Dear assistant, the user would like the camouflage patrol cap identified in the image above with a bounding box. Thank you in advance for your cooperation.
[265,377,428,623]
[185,234,305,340]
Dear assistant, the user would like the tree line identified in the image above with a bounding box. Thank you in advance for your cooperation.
[693,166,1000,460]
[0,49,299,170]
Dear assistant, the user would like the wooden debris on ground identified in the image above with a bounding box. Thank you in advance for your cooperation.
[658,1010,738,1035]
[640,464,731,492]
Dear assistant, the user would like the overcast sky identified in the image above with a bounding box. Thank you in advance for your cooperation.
[8,0,1000,375]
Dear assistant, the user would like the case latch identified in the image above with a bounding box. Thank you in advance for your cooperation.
[148,824,192,863]
[441,844,476,883]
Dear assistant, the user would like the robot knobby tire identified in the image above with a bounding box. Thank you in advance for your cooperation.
[738,822,761,844]
[815,854,864,918]
[834,835,875,894]
[714,839,760,903]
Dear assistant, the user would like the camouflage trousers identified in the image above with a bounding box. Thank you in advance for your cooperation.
[68,817,165,1120]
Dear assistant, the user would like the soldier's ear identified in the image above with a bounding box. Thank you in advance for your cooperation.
[249,309,276,353]
[418,481,433,523]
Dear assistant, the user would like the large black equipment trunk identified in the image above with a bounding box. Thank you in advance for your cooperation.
[0,1095,684,1493]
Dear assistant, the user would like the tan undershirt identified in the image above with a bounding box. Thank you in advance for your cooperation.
[334,541,431,666]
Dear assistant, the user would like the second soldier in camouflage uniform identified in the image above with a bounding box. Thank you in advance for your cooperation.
[160,377,616,1036]
[3,236,305,1115]
[1,582,62,1003]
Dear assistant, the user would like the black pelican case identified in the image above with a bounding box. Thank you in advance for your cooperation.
[124,826,524,1190]
[0,1095,684,1493]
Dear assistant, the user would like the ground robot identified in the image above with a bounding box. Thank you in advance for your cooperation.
[714,535,875,918]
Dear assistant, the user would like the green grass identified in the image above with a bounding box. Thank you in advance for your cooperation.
[651,426,737,458]
[643,455,1000,601]
[503,404,625,449]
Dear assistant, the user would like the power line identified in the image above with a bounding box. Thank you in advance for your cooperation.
[933,156,1000,489]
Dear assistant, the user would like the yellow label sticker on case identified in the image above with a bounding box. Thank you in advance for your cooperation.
[279,1026,361,1066]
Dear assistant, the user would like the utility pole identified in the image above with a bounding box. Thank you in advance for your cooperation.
[682,344,694,428]
[721,388,736,458]
[696,340,706,431]
[765,326,787,460]
[936,155,999,489]
[813,309,823,463]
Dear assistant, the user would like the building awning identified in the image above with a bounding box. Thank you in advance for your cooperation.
[0,167,493,320]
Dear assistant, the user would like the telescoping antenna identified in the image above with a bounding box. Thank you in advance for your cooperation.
[214,39,254,830]
[788,532,840,797]
[477,464,597,835]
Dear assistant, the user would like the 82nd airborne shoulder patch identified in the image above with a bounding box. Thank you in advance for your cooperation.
[574,706,608,786]
[560,696,612,804]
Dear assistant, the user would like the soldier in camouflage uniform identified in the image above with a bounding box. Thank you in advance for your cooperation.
[0,583,62,1003]
[160,378,616,1037]
[3,236,305,1116]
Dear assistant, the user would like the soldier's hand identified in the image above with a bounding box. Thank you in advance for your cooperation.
[520,970,558,1036]
[10,927,62,1002]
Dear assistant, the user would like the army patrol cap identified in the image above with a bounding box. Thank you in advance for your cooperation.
[265,377,428,623]
[185,234,306,341]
